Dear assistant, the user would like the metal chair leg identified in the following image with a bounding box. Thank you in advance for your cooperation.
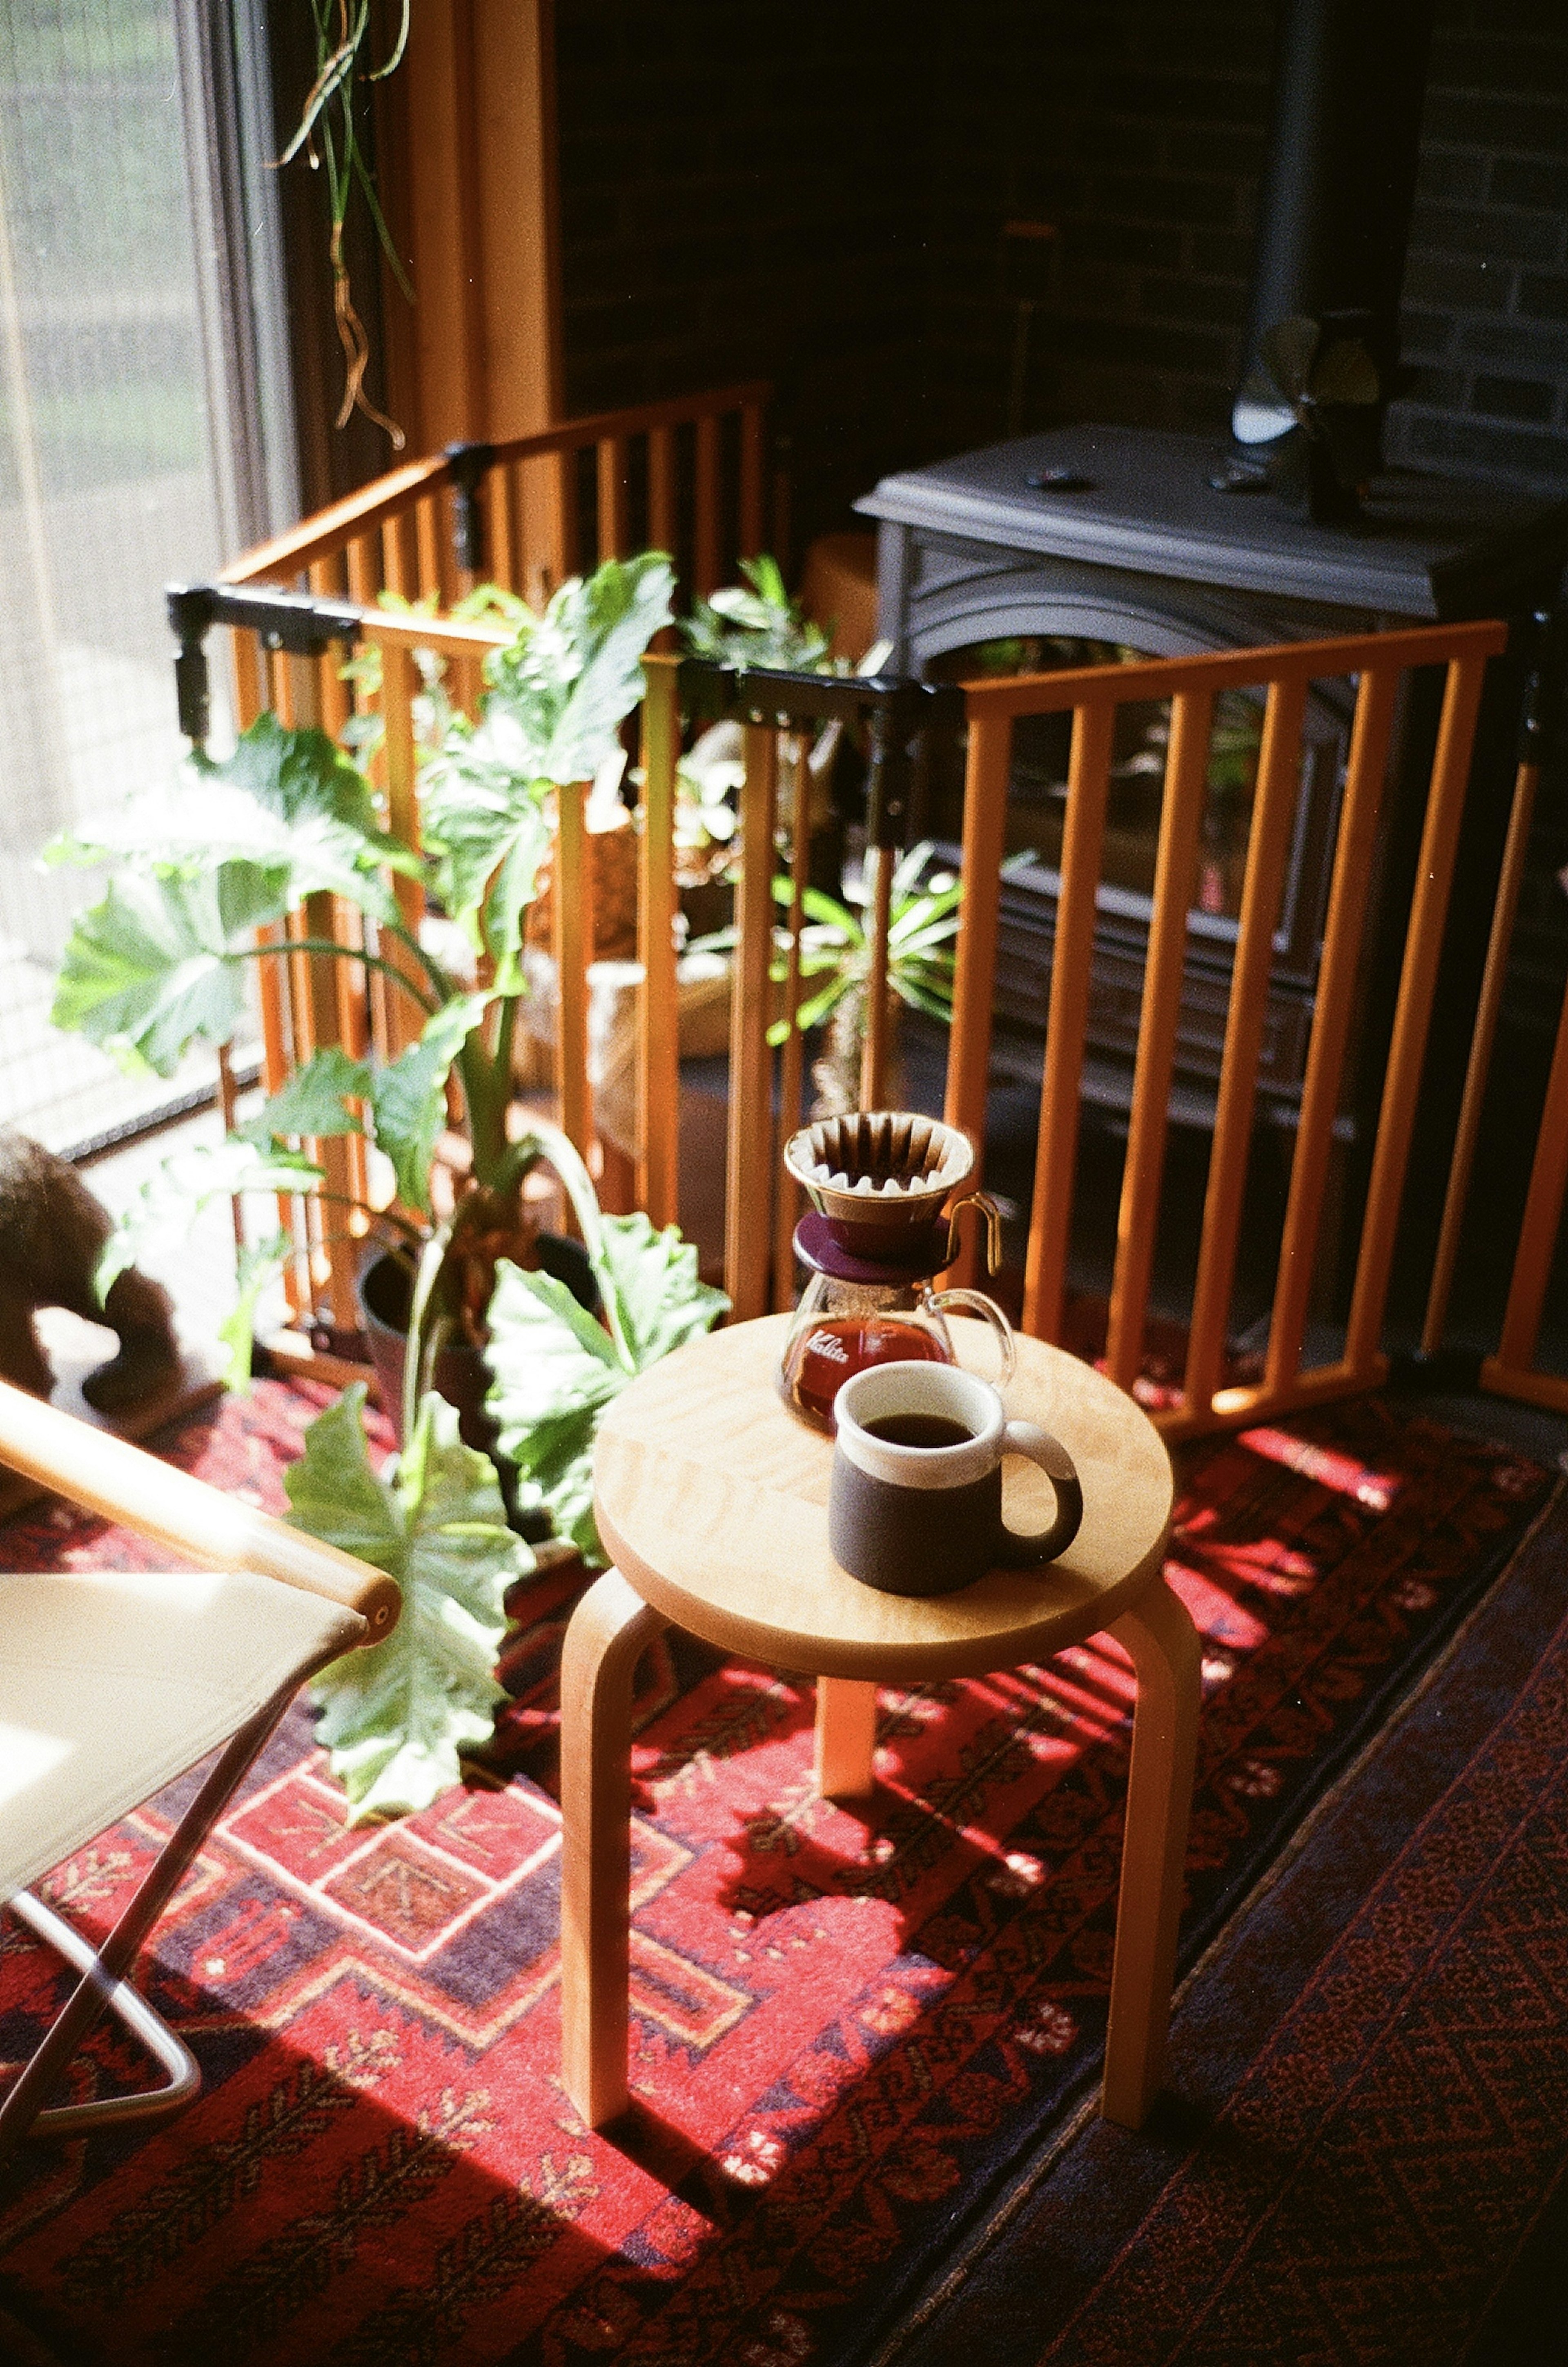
[4,1892,199,2135]
[0,1676,302,2157]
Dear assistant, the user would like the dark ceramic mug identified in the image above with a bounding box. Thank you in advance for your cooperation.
[829,1361,1083,1598]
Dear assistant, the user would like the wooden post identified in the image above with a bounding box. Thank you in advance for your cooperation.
[1105,689,1212,1391]
[287,655,360,1334]
[695,415,721,596]
[1263,664,1399,1396]
[1183,674,1307,1413]
[379,639,430,1061]
[773,733,813,1311]
[942,711,1013,1286]
[1344,654,1491,1374]
[637,659,681,1230]
[554,779,594,1160]
[726,723,779,1320]
[1423,751,1539,1357]
[860,843,895,1113]
[1022,700,1116,1343]
[596,437,628,559]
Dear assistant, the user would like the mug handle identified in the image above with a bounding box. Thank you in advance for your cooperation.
[927,1286,1016,1386]
[996,1421,1083,1567]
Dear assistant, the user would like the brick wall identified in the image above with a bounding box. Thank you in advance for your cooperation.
[555,0,1568,554]
[554,0,934,559]
[1390,2,1568,489]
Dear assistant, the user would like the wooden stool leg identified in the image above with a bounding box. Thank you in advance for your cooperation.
[814,1676,878,1801]
[560,1569,667,2128]
[1102,1580,1201,2128]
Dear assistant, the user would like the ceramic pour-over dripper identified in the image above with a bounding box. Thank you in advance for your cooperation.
[783,1111,998,1270]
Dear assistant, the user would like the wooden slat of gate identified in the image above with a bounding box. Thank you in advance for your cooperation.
[942,711,1013,1287]
[648,426,676,558]
[637,658,681,1229]
[1261,663,1401,1398]
[486,466,517,594]
[1343,652,1492,1374]
[556,450,578,579]
[695,416,721,597]
[382,509,416,600]
[553,780,594,1159]
[597,437,628,560]
[1423,750,1540,1358]
[1486,976,1568,1402]
[378,638,430,1063]
[345,533,379,606]
[740,400,766,558]
[726,723,779,1320]
[1105,689,1213,1391]
[1180,674,1307,1416]
[414,496,443,602]
[1022,700,1116,1342]
[287,652,360,1335]
[860,847,895,1112]
[774,734,813,1312]
[305,562,372,1217]
[231,630,304,1316]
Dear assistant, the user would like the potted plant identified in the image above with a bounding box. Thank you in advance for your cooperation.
[697,842,1035,1116]
[46,551,727,1819]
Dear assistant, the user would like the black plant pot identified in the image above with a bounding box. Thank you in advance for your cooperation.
[358,1248,492,1454]
[357,1239,597,1543]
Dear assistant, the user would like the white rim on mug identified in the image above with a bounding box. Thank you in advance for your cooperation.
[833,1361,1004,1492]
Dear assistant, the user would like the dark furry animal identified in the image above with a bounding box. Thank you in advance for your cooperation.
[0,1129,181,1413]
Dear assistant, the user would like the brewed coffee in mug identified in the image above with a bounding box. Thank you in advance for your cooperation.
[829,1361,1083,1598]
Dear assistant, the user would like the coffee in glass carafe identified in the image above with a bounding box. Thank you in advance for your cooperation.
[778,1112,1013,1433]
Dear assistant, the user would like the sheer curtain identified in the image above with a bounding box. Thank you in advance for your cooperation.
[0,0,294,1152]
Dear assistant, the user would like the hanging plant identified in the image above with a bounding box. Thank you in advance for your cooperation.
[281,0,414,446]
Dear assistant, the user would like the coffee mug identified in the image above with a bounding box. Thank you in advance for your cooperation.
[829,1361,1083,1598]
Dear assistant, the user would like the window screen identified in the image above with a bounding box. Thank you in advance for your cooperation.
[0,0,271,1152]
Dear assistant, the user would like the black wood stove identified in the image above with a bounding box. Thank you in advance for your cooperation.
[857,423,1566,1126]
[854,0,1567,1139]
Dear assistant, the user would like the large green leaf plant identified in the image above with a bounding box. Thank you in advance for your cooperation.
[44,552,737,1822]
[49,552,676,1398]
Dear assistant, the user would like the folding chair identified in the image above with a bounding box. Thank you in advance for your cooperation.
[0,1378,398,2156]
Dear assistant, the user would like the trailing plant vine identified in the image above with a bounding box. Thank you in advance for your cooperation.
[282,0,413,445]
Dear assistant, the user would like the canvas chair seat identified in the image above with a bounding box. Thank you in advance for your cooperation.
[0,1378,396,2157]
[0,1566,361,1906]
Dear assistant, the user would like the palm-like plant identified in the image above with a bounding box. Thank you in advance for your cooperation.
[701,842,1033,1114]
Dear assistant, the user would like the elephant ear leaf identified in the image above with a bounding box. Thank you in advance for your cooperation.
[534,552,677,785]
[219,712,412,883]
[592,1212,728,1373]
[364,991,492,1214]
[243,1046,371,1145]
[51,861,289,1076]
[50,714,412,919]
[290,1386,530,1822]
[485,1264,625,1565]
[486,1215,726,1565]
[95,1135,321,1304]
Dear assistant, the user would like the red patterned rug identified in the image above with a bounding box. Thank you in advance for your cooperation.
[0,1380,1552,2367]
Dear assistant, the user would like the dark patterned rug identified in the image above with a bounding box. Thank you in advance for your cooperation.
[0,1381,1553,2366]
[880,1478,1568,2367]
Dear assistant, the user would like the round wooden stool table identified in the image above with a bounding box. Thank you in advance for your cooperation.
[562,1314,1198,2133]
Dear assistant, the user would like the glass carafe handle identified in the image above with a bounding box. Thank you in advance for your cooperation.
[925,1287,1016,1386]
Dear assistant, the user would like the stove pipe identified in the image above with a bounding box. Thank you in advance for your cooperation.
[1232,0,1436,449]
